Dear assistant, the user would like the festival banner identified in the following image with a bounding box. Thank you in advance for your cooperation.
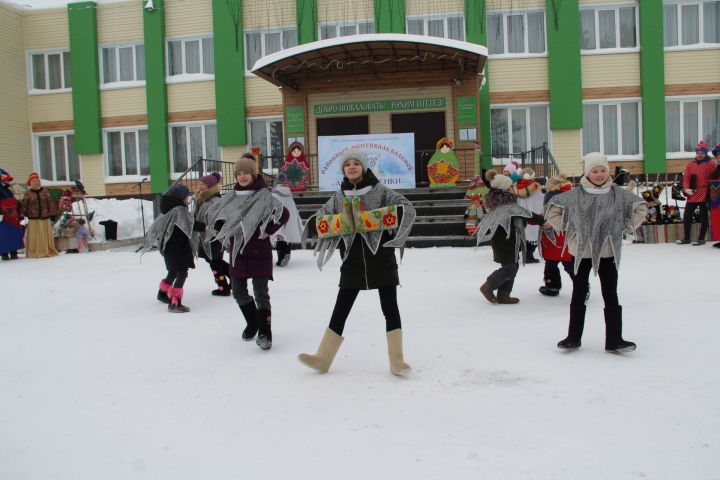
[317,133,416,191]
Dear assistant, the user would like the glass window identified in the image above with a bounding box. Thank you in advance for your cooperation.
[582,102,641,156]
[249,118,284,171]
[29,50,71,92]
[170,123,220,174]
[491,105,549,157]
[101,43,145,85]
[245,28,297,71]
[318,21,374,40]
[486,11,545,55]
[405,15,464,41]
[167,36,214,77]
[664,1,720,48]
[35,133,81,182]
[666,98,720,153]
[106,128,150,177]
[580,5,637,52]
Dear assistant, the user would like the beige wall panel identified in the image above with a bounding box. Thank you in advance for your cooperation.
[1,4,33,180]
[550,129,583,176]
[80,154,106,196]
[485,0,544,11]
[406,0,464,16]
[488,58,548,92]
[665,50,720,85]
[581,53,640,89]
[244,0,297,29]
[29,93,73,123]
[221,145,249,163]
[101,88,147,118]
[369,111,390,135]
[165,0,213,37]
[580,0,631,5]
[246,78,282,107]
[167,81,216,113]
[98,1,143,43]
[316,0,373,23]
[23,9,69,50]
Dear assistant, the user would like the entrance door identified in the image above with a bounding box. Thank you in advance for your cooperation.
[317,116,369,136]
[391,112,446,185]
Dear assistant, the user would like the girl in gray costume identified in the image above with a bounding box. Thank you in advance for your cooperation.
[546,152,647,353]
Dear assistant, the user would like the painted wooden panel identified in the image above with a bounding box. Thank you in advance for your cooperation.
[581,53,640,89]
[79,153,106,196]
[488,58,548,92]
[316,0,373,23]
[23,9,69,50]
[406,0,464,15]
[167,81,216,113]
[665,50,720,85]
[98,1,143,43]
[550,129,583,176]
[243,0,296,29]
[29,93,73,123]
[101,87,147,118]
[246,77,282,107]
[166,0,213,37]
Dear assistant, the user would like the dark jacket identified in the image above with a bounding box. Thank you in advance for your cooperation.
[338,171,400,290]
[159,195,197,272]
[228,176,290,279]
[486,189,544,264]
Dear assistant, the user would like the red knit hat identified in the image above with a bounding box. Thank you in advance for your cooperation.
[27,172,40,185]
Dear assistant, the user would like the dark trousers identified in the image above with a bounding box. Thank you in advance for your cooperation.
[682,201,709,241]
[487,262,519,293]
[164,269,188,289]
[570,257,619,308]
[231,277,270,310]
[543,260,574,290]
[328,286,402,336]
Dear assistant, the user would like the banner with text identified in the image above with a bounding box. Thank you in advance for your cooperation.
[314,98,445,116]
[317,133,416,191]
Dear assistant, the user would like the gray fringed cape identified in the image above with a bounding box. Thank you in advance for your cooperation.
[193,194,223,258]
[302,183,417,270]
[472,200,535,264]
[142,206,195,254]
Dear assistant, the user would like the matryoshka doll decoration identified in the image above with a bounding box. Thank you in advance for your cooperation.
[427,137,461,187]
[278,141,311,191]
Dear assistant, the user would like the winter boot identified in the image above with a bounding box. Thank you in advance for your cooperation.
[168,287,190,313]
[256,308,272,350]
[210,261,231,296]
[497,291,520,304]
[525,241,540,263]
[539,286,560,296]
[675,238,690,244]
[276,240,291,267]
[0,253,8,261]
[157,279,172,304]
[387,329,411,376]
[557,304,586,350]
[239,302,259,340]
[479,282,497,304]
[9,251,18,259]
[298,328,344,373]
[604,305,636,353]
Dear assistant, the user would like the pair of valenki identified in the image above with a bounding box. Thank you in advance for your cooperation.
[316,196,399,238]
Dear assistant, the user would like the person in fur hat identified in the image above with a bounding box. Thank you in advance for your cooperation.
[538,172,576,296]
[476,170,546,305]
[143,183,204,313]
[0,169,24,260]
[193,172,231,296]
[298,149,417,376]
[22,173,59,258]
[546,152,647,353]
[208,154,289,350]
[676,141,717,245]
[513,167,544,262]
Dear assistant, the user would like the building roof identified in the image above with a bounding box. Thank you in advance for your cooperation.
[251,33,488,91]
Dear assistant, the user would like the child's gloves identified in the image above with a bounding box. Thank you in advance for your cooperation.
[684,189,695,196]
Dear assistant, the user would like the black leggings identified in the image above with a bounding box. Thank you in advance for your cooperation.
[570,257,618,308]
[328,286,402,336]
[683,201,709,241]
[164,270,188,289]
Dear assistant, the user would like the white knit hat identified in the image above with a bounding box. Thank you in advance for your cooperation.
[485,170,513,191]
[339,149,369,175]
[583,152,609,176]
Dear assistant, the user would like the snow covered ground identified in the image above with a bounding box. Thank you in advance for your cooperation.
[1,242,719,480]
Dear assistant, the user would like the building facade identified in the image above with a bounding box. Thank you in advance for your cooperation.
[0,0,718,195]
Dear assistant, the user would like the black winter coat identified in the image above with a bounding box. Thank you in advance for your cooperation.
[485,189,544,264]
[160,195,198,272]
[337,172,400,290]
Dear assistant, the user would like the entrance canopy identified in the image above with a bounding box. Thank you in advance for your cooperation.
[251,34,488,91]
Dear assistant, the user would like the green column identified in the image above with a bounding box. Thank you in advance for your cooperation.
[67,2,102,154]
[143,0,170,193]
[465,0,491,170]
[374,0,405,34]
[545,0,583,129]
[296,0,317,44]
[212,0,246,147]
[639,2,666,173]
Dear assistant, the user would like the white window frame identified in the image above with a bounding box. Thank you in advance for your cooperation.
[244,27,298,75]
[32,131,82,185]
[27,48,72,94]
[665,95,720,158]
[168,121,221,178]
[486,9,547,58]
[318,19,375,40]
[581,98,643,160]
[406,13,466,41]
[99,42,146,90]
[579,3,640,55]
[247,116,285,173]
[166,34,215,83]
[103,127,150,182]
[489,103,551,164]
[663,0,720,50]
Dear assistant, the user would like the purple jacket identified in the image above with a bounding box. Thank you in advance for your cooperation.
[228,176,290,280]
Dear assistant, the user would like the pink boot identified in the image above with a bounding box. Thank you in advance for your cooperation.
[157,280,172,304]
[168,287,190,313]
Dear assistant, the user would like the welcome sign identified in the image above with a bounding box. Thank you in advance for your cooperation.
[314,98,446,116]
[317,133,416,191]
